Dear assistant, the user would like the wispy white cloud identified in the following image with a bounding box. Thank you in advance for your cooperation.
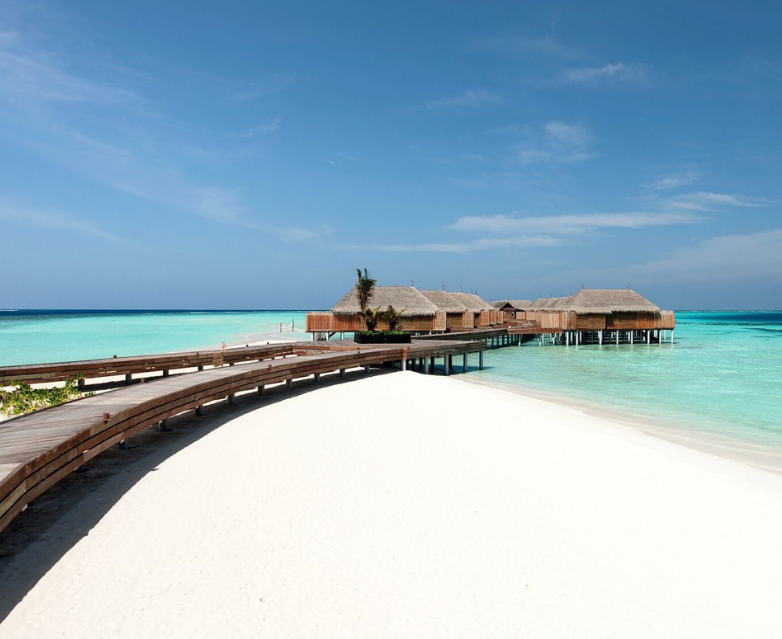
[634,228,782,281]
[515,121,596,164]
[561,62,648,84]
[233,117,281,139]
[0,42,147,106]
[567,227,782,285]
[665,191,767,212]
[228,73,296,102]
[325,152,374,167]
[338,235,564,254]
[475,34,582,60]
[419,89,503,111]
[449,211,698,235]
[0,33,318,242]
[643,171,699,191]
[0,199,122,242]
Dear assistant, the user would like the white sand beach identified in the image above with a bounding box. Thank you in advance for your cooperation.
[2,371,782,638]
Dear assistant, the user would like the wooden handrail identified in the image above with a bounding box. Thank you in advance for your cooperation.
[0,338,486,534]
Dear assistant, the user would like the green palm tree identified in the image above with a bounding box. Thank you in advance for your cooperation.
[355,268,377,314]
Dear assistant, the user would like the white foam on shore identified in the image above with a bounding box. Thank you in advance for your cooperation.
[3,372,782,637]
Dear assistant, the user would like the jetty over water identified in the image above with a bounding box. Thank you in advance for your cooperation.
[0,338,485,535]
[306,286,676,345]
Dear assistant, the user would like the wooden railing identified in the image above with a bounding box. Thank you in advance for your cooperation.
[0,339,486,534]
[0,344,298,386]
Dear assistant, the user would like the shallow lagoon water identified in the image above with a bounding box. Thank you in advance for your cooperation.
[2,309,781,455]
[0,310,309,365]
[474,312,782,450]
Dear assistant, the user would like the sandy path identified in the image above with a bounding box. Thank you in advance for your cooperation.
[2,372,782,637]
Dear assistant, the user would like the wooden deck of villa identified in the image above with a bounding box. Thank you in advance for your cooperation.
[0,338,485,535]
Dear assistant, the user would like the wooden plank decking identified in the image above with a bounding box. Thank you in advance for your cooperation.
[0,339,484,534]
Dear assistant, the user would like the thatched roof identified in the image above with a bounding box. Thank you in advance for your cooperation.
[331,286,439,317]
[529,297,571,310]
[419,290,468,313]
[449,292,493,312]
[559,289,660,314]
[490,299,533,310]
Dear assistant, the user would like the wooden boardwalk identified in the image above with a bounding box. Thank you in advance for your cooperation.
[0,339,485,534]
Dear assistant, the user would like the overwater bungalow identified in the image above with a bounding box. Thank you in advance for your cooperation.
[419,290,471,330]
[520,288,675,345]
[448,292,499,327]
[489,299,533,322]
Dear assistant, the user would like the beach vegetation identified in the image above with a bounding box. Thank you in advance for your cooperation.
[384,305,406,331]
[0,378,89,417]
[360,306,382,332]
[355,268,377,312]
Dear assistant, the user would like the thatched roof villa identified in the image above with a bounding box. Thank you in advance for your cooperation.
[419,290,472,330]
[520,288,675,344]
[490,299,534,322]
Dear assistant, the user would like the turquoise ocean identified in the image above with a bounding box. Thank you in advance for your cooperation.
[1,310,781,460]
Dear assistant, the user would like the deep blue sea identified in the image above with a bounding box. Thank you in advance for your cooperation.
[1,309,781,457]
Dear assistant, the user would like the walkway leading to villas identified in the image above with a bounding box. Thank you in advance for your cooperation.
[0,339,485,535]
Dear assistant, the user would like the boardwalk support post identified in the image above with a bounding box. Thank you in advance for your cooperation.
[340,369,346,378]
[196,406,204,416]
[119,439,129,450]
[159,419,171,432]
[125,373,132,384]
[463,353,468,373]
[314,373,320,384]
[479,351,484,370]
[228,393,236,406]
[286,379,293,389]
[257,385,264,395]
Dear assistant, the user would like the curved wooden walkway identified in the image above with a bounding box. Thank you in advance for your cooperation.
[0,339,485,534]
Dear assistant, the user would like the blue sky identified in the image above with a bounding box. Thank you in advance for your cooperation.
[1,1,781,310]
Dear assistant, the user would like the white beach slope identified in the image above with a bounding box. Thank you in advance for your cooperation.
[3,372,782,638]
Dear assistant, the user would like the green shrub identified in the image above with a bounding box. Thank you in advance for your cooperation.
[0,377,89,417]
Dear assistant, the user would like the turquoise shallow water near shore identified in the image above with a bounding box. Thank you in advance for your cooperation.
[474,311,782,451]
[0,310,309,365]
[2,309,781,457]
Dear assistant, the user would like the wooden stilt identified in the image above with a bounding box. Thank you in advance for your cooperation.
[257,385,264,395]
[445,356,451,376]
[195,406,204,416]
[228,393,236,406]
[479,351,484,370]
[125,373,132,384]
[286,379,293,389]
[119,439,129,450]
[402,359,407,371]
[314,373,320,383]
[424,358,430,374]
[197,365,204,371]
[340,369,346,378]
[159,419,170,432]
[163,370,169,377]
[463,353,468,372]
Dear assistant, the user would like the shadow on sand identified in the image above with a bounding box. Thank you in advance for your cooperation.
[0,367,395,622]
